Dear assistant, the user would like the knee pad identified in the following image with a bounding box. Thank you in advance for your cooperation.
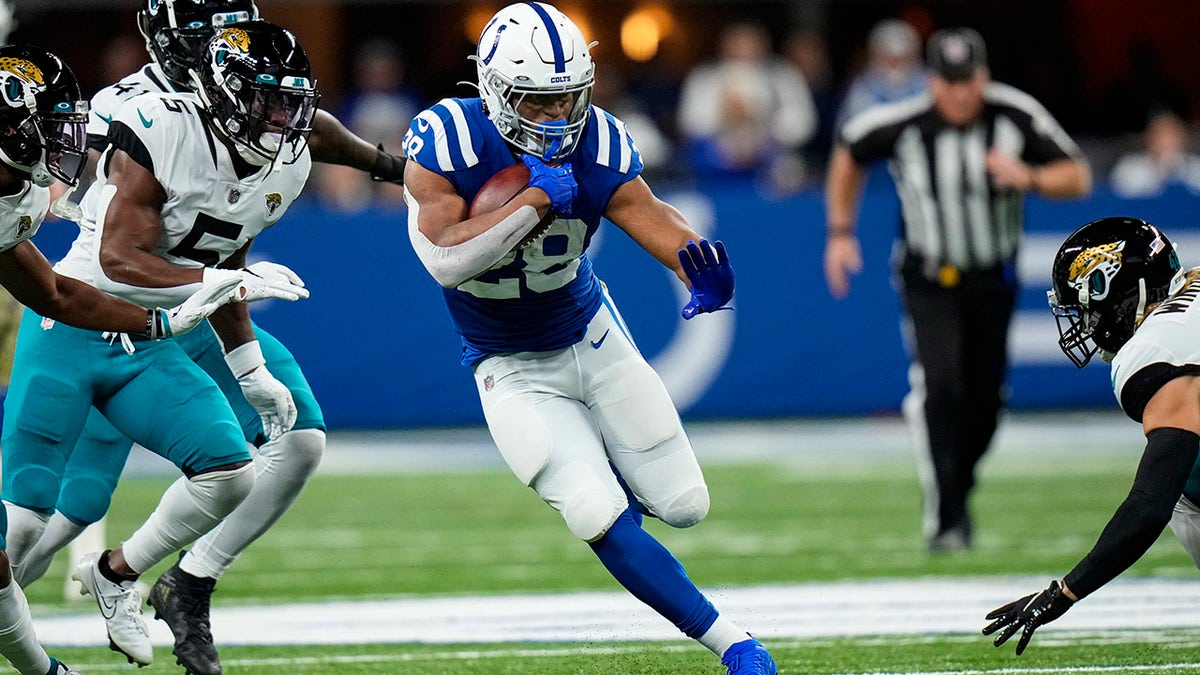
[623,445,709,528]
[595,360,681,452]
[656,485,710,529]
[189,463,256,521]
[487,396,553,486]
[57,476,118,526]
[259,428,325,482]
[542,462,625,542]
[1,466,62,514]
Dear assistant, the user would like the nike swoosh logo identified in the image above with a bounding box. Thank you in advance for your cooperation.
[97,590,118,619]
[96,112,113,124]
[137,109,153,128]
[590,329,609,349]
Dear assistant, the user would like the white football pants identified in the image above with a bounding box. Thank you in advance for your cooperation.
[473,295,709,542]
[1170,494,1200,568]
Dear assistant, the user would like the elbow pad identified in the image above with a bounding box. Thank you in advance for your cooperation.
[407,201,542,288]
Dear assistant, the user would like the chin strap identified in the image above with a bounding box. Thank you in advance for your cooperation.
[1134,277,1148,324]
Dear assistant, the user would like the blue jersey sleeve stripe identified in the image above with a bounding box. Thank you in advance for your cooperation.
[442,99,480,168]
[525,2,566,72]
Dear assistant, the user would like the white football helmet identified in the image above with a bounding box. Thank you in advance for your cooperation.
[472,2,595,161]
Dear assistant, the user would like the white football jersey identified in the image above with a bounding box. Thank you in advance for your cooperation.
[86,62,177,143]
[1111,272,1200,422]
[0,182,49,253]
[56,91,311,307]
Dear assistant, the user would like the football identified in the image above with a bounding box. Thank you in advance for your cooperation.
[468,163,554,249]
[468,163,530,218]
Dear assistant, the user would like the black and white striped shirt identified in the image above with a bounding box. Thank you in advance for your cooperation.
[840,81,1081,272]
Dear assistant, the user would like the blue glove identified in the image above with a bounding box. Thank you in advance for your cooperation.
[522,154,576,214]
[679,239,734,320]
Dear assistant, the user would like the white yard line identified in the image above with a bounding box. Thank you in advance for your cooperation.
[36,576,1200,648]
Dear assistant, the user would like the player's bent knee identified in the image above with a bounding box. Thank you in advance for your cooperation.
[563,486,623,542]
[656,484,710,529]
[487,397,553,485]
[542,462,626,541]
[269,428,325,479]
[58,477,117,525]
[597,361,681,451]
[3,467,63,513]
[188,463,256,520]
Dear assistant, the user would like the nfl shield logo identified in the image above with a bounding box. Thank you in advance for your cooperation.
[228,188,241,204]
[484,374,494,391]
[40,316,54,330]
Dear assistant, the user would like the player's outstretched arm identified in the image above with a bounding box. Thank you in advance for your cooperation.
[603,176,733,318]
[308,109,406,183]
[0,239,164,335]
[984,376,1200,654]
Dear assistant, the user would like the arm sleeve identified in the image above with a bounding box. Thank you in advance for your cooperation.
[1064,426,1199,598]
[405,194,543,289]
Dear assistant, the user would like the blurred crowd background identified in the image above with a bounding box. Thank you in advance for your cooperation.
[1,0,1199,429]
[12,0,1200,209]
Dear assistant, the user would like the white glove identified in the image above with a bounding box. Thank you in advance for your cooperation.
[155,271,244,338]
[203,263,309,304]
[240,261,309,302]
[225,341,297,440]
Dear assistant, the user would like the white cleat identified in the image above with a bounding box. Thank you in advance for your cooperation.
[71,551,153,667]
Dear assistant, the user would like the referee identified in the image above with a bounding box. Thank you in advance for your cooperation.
[822,27,1092,552]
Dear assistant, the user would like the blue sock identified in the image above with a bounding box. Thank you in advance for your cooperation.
[589,509,718,638]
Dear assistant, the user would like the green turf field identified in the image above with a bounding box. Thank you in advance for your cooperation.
[26,426,1200,674]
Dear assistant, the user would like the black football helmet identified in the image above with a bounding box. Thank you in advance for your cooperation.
[137,0,259,89]
[0,45,88,187]
[192,21,319,166]
[1049,216,1182,367]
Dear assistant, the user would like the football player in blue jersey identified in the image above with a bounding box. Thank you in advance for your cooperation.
[403,4,775,674]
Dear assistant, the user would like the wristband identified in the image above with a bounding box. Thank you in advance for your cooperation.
[224,340,266,379]
[143,308,171,340]
[827,223,855,237]
[370,144,405,182]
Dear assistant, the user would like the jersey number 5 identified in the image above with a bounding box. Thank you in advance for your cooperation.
[167,212,244,266]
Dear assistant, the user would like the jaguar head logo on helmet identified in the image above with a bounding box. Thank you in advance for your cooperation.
[0,45,88,189]
[190,20,319,167]
[1049,216,1182,367]
[138,0,259,90]
[470,2,596,161]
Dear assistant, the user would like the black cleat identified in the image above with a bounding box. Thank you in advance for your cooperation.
[146,557,222,675]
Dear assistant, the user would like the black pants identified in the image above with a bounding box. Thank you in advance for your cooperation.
[899,262,1017,537]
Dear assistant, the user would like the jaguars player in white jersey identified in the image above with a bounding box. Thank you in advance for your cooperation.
[62,0,404,214]
[0,22,319,670]
[984,216,1200,655]
[6,2,404,672]
[403,4,775,674]
[0,44,292,675]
